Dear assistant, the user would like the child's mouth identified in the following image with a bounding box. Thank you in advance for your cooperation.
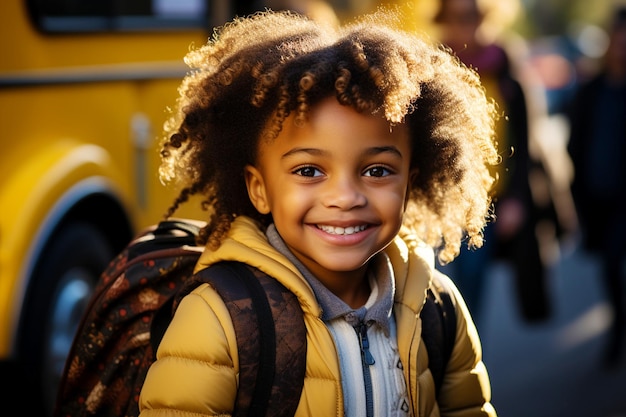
[317,224,368,235]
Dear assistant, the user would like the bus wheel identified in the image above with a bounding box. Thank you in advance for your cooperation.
[20,222,113,416]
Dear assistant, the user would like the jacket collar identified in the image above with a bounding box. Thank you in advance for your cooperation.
[387,228,434,314]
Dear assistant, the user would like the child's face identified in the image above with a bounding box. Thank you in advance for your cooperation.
[245,97,412,284]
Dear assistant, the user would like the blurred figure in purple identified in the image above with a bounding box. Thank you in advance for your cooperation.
[432,0,563,325]
[566,5,626,365]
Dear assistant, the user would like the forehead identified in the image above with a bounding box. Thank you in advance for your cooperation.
[259,97,409,156]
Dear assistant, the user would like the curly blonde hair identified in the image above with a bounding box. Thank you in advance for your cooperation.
[160,9,499,264]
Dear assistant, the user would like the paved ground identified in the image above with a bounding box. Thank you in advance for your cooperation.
[474,242,626,417]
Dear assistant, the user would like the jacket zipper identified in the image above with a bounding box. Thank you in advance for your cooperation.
[357,322,375,417]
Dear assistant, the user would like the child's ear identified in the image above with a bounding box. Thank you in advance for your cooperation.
[244,165,271,214]
[409,168,419,185]
[405,168,419,208]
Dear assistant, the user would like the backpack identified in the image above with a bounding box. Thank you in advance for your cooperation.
[54,219,305,417]
[54,218,456,417]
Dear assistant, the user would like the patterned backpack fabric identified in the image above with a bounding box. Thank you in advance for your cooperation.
[53,219,306,417]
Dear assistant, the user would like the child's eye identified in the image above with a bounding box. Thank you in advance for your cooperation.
[363,166,391,177]
[293,166,322,177]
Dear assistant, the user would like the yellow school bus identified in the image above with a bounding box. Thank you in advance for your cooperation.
[0,0,267,413]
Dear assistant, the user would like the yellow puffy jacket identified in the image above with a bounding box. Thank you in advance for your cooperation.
[139,216,496,416]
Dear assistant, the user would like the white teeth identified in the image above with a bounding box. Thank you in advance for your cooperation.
[318,225,367,235]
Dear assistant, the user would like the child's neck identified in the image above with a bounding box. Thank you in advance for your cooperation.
[318,269,372,309]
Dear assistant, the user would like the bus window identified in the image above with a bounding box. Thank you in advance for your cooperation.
[28,0,210,32]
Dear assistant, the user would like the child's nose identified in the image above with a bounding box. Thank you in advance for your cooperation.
[321,175,367,210]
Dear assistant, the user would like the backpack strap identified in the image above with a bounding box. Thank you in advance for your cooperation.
[420,272,457,397]
[177,261,307,417]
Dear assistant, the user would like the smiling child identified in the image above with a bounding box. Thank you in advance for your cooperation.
[139,9,499,417]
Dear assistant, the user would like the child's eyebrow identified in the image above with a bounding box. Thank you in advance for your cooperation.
[365,146,403,158]
[281,146,403,159]
[281,147,326,159]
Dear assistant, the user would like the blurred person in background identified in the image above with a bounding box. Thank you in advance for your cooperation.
[432,0,567,325]
[566,4,626,366]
